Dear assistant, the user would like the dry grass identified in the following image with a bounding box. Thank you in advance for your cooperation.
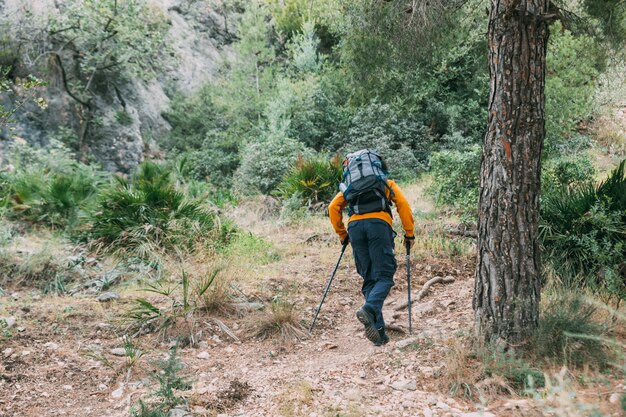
[277,380,314,417]
[442,336,485,401]
[246,299,306,346]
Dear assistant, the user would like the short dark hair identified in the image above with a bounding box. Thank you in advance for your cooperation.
[381,158,388,172]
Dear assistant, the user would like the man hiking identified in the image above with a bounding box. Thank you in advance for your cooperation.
[329,149,415,346]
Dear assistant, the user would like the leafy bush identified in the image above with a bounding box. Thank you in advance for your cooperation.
[276,155,342,205]
[331,102,432,181]
[545,22,604,156]
[542,154,596,193]
[233,132,308,195]
[428,144,481,216]
[540,160,626,299]
[89,162,217,259]
[533,292,608,368]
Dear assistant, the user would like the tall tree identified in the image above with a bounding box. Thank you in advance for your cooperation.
[473,0,550,345]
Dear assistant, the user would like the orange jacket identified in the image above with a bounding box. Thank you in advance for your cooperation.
[328,179,414,241]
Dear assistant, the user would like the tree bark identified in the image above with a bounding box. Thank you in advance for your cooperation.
[474,0,549,346]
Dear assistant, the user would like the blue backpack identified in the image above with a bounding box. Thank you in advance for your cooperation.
[339,149,393,216]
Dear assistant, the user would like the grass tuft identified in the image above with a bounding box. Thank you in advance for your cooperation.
[247,300,306,345]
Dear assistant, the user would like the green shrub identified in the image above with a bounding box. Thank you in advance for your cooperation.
[542,154,596,193]
[276,155,342,205]
[131,343,190,417]
[533,292,608,368]
[428,144,481,216]
[330,102,431,181]
[540,160,626,299]
[2,163,103,230]
[545,22,604,156]
[233,133,308,195]
[89,162,217,260]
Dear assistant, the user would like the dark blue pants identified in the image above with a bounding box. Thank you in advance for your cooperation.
[348,218,397,329]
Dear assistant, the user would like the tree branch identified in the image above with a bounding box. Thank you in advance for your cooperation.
[51,52,91,108]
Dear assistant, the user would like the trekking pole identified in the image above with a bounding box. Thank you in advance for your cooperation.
[309,241,348,334]
[406,242,413,335]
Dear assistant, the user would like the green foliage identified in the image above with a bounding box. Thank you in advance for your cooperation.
[130,343,191,417]
[0,68,47,128]
[234,131,308,195]
[483,351,545,390]
[545,22,604,156]
[540,160,626,299]
[542,154,597,193]
[221,231,280,265]
[428,145,481,216]
[0,143,105,230]
[115,111,133,126]
[89,162,217,260]
[48,0,169,82]
[533,292,608,368]
[276,155,342,205]
[333,102,431,181]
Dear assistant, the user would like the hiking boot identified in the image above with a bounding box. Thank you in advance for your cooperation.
[356,306,382,345]
[375,327,389,346]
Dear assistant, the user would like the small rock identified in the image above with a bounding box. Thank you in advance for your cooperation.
[197,351,210,360]
[17,327,25,332]
[198,341,209,349]
[98,384,107,390]
[98,292,120,302]
[427,394,438,405]
[111,386,124,399]
[0,317,16,329]
[169,407,191,417]
[21,350,31,356]
[395,337,418,349]
[419,366,434,378]
[422,408,433,417]
[224,346,234,353]
[359,370,366,378]
[10,292,19,300]
[3,348,14,357]
[110,348,126,356]
[609,392,621,404]
[391,379,417,391]
[62,385,73,390]
[44,342,59,350]
[232,302,264,311]
[436,401,450,410]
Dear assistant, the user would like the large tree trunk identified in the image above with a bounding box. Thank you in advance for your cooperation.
[474,0,549,346]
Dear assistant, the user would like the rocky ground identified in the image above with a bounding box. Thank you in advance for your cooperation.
[1,187,624,417]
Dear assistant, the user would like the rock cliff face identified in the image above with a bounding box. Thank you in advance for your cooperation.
[0,0,238,172]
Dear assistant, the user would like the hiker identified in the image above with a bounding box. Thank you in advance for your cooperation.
[329,149,415,346]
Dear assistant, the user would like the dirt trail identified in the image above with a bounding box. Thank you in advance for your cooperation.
[0,192,510,417]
